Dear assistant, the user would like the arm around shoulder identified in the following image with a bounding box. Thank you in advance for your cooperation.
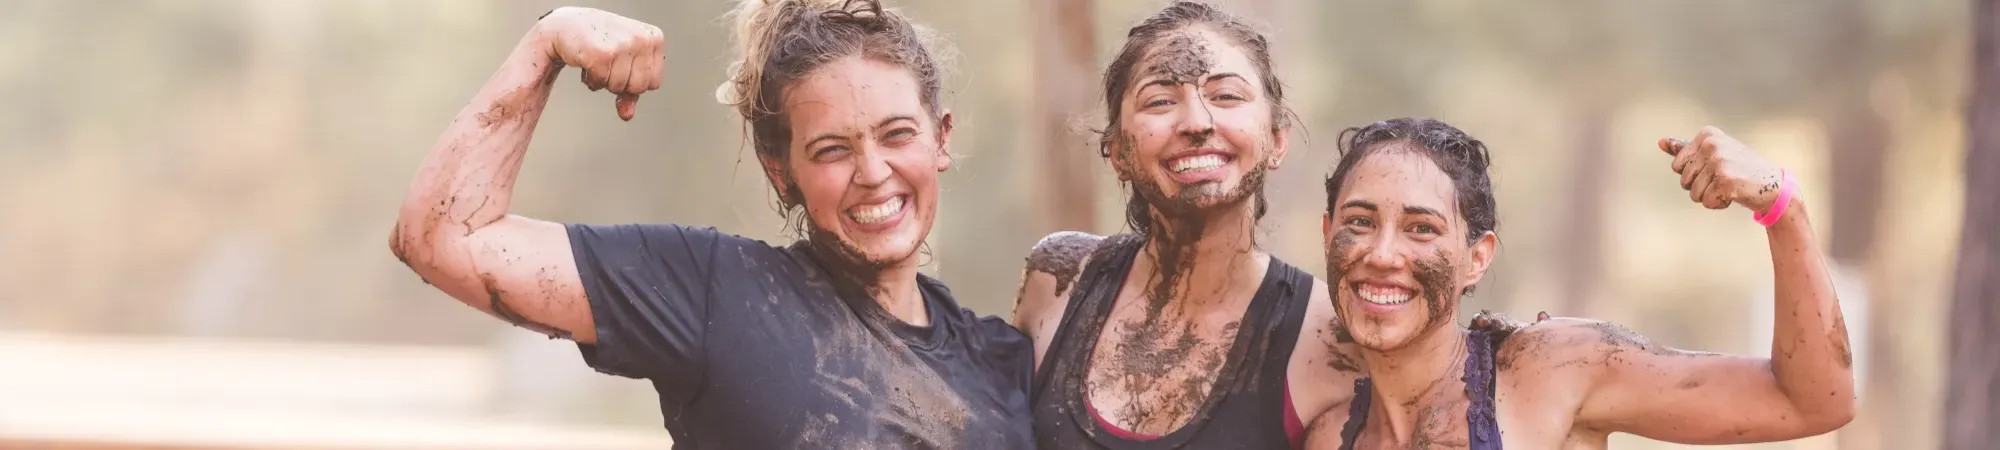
[1012,232,1105,336]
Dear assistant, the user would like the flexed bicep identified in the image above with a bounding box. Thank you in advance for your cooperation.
[1510,319,1845,444]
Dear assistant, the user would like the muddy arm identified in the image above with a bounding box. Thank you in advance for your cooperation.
[1510,203,1854,443]
[390,21,593,343]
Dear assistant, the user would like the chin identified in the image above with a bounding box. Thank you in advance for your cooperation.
[840,219,928,267]
[1177,168,1265,210]
[1339,299,1430,351]
[1349,327,1419,352]
[850,238,921,266]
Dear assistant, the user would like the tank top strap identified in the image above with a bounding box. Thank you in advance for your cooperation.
[1463,328,1502,450]
[1336,377,1372,450]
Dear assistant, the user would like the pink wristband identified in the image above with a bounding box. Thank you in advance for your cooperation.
[1752,170,1794,227]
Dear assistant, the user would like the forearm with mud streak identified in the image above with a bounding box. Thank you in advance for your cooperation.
[389,26,579,334]
[1762,199,1857,425]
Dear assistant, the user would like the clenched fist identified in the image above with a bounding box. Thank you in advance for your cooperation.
[1657,127,1788,213]
[535,7,665,121]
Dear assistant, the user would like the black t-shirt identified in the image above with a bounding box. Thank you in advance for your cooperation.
[565,223,1035,449]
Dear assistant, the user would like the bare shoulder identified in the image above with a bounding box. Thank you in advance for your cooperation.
[1495,317,1685,377]
[1296,277,1360,372]
[1289,277,1367,421]
[1012,231,1107,338]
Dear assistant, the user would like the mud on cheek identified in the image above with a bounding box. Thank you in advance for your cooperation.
[1411,247,1458,327]
[1325,228,1362,343]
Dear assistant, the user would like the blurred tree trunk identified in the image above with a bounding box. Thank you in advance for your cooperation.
[1821,1,1891,267]
[1944,1,2000,447]
[1813,3,1898,447]
[1824,99,1891,265]
[1031,0,1097,232]
[1556,98,1613,317]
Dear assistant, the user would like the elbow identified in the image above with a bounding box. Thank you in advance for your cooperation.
[389,202,435,271]
[1796,392,1858,437]
[1818,396,1858,432]
[388,223,412,267]
[390,194,447,269]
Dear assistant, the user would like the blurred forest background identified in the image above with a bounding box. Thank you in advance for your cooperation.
[0,0,1991,449]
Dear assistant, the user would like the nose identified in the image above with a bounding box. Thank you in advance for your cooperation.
[851,144,892,187]
[1176,92,1216,143]
[1360,228,1406,272]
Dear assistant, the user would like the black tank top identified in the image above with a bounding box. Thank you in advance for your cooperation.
[1337,328,1504,450]
[1031,234,1313,449]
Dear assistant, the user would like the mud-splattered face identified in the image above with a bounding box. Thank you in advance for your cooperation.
[1322,148,1495,352]
[1110,28,1286,219]
[773,56,952,271]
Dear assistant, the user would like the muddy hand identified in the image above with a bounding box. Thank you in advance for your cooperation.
[1656,127,1786,212]
[537,7,665,121]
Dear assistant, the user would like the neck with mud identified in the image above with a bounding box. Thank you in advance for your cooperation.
[1359,326,1468,444]
[868,261,928,327]
[809,236,930,328]
[1134,201,1263,321]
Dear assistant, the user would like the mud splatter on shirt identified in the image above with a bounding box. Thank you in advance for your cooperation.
[567,223,1033,449]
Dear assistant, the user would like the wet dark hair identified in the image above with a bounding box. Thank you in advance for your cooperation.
[1097,1,1291,235]
[1324,117,1498,247]
[716,0,949,231]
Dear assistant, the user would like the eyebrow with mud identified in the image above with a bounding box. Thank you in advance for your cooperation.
[1402,205,1446,219]
[1339,200,1378,211]
[1139,72,1245,91]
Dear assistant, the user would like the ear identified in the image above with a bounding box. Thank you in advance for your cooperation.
[1107,132,1131,181]
[1267,120,1292,170]
[1322,211,1335,247]
[1462,230,1499,290]
[933,110,955,172]
[758,153,794,205]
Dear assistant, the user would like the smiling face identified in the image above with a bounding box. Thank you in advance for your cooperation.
[1323,147,1495,351]
[1110,27,1288,221]
[770,56,952,269]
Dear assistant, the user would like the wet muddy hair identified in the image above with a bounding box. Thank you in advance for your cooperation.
[1098,1,1291,235]
[716,0,949,231]
[1324,117,1499,247]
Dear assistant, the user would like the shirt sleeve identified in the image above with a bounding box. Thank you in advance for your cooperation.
[566,222,735,395]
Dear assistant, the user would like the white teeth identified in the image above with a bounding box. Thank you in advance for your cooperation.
[849,196,905,225]
[1359,289,1412,305]
[1170,154,1226,173]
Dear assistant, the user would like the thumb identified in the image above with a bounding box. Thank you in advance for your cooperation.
[1658,138,1686,156]
[616,94,641,121]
